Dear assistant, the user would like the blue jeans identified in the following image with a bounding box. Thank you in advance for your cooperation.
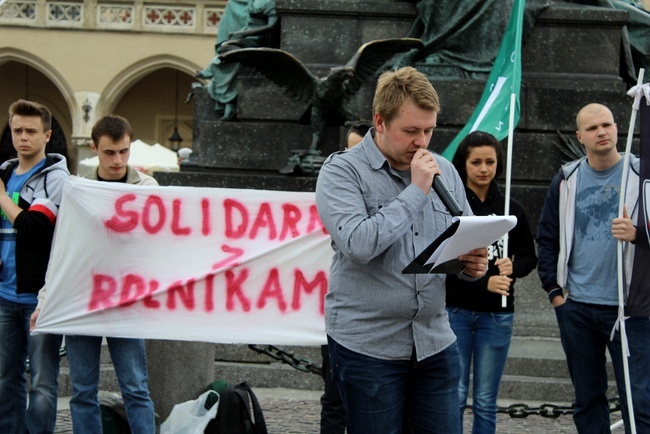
[447,307,513,434]
[328,336,461,434]
[26,333,63,434]
[66,335,155,434]
[0,297,61,434]
[555,299,650,434]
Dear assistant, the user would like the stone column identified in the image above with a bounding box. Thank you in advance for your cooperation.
[145,340,216,421]
[71,91,100,167]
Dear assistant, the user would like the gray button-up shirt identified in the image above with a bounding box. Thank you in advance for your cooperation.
[315,132,472,361]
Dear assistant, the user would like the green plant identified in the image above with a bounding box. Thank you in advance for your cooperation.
[555,130,586,163]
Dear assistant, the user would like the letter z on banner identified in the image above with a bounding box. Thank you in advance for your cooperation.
[34,177,332,345]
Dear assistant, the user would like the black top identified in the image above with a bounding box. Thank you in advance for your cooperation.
[445,182,537,312]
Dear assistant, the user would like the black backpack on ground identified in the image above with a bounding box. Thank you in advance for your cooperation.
[99,391,131,434]
[204,381,268,434]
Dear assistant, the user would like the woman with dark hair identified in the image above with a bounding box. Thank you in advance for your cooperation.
[446,130,537,434]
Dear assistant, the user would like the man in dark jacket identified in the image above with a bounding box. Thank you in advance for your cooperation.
[0,99,69,434]
[537,103,650,433]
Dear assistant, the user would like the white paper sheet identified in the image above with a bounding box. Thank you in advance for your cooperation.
[424,215,517,270]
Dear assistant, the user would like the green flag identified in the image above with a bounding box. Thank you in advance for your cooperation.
[441,0,525,160]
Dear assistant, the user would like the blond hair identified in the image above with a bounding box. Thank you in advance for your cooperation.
[372,67,440,124]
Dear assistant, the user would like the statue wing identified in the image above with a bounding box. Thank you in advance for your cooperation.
[345,38,424,94]
[219,48,317,104]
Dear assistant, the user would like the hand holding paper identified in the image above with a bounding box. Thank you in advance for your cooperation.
[403,215,517,275]
[457,248,489,278]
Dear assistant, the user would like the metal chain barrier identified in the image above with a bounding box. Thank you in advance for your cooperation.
[248,344,323,376]
[247,345,622,420]
[498,403,574,419]
[495,398,620,419]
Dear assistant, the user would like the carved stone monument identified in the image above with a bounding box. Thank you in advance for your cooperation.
[150,0,640,418]
[159,0,635,229]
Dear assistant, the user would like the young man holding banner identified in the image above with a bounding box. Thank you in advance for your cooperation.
[537,103,650,433]
[0,99,69,434]
[315,67,488,434]
[32,115,156,433]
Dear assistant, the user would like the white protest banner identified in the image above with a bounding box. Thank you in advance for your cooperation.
[34,177,332,345]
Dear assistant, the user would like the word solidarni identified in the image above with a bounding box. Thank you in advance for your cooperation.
[89,267,328,315]
[104,195,327,240]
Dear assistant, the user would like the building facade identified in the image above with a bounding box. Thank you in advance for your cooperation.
[0,0,224,172]
[1,0,649,173]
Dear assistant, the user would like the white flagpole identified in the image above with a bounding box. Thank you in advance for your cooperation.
[501,92,516,308]
[614,68,645,434]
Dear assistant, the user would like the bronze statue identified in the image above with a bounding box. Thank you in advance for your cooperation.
[195,0,278,121]
[220,38,423,169]
[391,0,513,78]
[395,0,648,84]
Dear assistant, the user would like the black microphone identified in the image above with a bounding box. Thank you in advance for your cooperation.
[432,175,463,217]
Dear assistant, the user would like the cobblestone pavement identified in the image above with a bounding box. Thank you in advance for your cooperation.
[54,391,625,433]
[54,389,604,434]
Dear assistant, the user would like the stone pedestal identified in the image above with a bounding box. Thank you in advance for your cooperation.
[276,0,415,67]
[174,3,636,231]
[149,1,642,409]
